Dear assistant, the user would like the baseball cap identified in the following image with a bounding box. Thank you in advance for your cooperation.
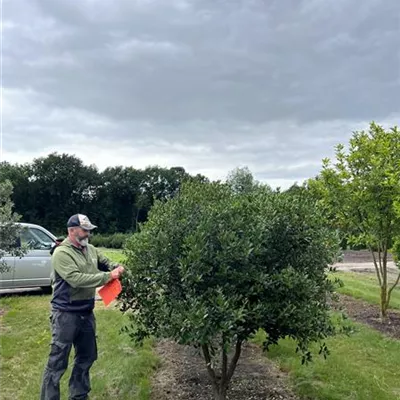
[67,214,98,231]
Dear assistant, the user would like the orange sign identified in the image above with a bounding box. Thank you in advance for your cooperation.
[98,279,122,306]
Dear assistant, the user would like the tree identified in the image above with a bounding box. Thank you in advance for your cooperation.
[0,180,27,273]
[0,162,33,222]
[95,166,141,233]
[0,154,210,234]
[135,166,195,225]
[285,182,307,196]
[27,153,100,233]
[309,122,400,320]
[226,166,260,194]
[120,181,341,400]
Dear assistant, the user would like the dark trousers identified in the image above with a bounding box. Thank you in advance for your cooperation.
[40,310,98,400]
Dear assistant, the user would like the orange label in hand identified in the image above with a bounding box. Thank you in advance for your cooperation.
[98,279,122,306]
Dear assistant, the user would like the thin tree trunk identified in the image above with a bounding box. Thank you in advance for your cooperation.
[213,386,228,400]
[387,272,400,309]
[370,247,383,287]
[220,337,228,393]
[380,284,388,320]
[381,250,388,320]
[227,339,242,382]
[202,339,243,400]
[370,245,389,320]
[202,344,219,395]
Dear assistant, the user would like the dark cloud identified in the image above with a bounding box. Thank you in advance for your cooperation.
[3,0,399,187]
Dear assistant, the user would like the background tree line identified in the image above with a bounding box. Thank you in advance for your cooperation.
[0,152,208,235]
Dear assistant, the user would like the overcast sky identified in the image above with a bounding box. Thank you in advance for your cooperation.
[3,0,399,188]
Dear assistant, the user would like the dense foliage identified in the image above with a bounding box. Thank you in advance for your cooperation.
[0,181,27,273]
[120,181,341,400]
[0,153,208,234]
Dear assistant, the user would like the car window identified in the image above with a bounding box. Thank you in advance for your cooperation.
[20,227,55,250]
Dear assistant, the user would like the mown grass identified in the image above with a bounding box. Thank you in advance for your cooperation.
[252,268,400,400]
[253,319,400,400]
[330,271,400,310]
[100,248,127,265]
[0,250,158,400]
[2,250,400,400]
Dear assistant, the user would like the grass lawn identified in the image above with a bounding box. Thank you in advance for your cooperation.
[253,320,400,400]
[0,296,158,400]
[0,249,158,400]
[251,268,400,400]
[100,248,127,265]
[330,271,400,310]
[1,249,400,400]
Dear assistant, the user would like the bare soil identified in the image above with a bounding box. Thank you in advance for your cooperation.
[341,250,393,263]
[151,340,298,400]
[338,294,400,339]
[333,250,398,276]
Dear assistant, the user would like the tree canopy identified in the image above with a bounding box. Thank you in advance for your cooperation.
[309,122,400,319]
[0,153,208,234]
[120,181,341,400]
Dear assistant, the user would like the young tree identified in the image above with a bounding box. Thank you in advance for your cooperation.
[120,181,341,400]
[309,122,400,320]
[0,180,27,273]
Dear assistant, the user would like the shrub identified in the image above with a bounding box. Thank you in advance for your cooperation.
[120,181,343,400]
[90,233,130,249]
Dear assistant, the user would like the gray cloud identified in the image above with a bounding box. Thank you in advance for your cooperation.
[3,0,400,187]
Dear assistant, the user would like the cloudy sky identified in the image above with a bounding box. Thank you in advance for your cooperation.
[3,0,399,188]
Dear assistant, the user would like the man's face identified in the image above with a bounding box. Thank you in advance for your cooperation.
[74,227,91,246]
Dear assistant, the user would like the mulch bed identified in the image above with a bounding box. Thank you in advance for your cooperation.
[151,340,298,400]
[338,294,400,339]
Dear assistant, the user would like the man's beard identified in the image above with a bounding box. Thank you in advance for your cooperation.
[76,236,89,247]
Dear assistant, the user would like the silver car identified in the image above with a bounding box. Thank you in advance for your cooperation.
[0,223,57,292]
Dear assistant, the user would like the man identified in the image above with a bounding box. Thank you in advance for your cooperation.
[40,214,125,400]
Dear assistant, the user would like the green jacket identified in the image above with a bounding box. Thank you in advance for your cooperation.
[51,238,119,312]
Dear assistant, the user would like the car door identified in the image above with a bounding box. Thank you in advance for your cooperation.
[13,227,55,288]
[0,254,16,289]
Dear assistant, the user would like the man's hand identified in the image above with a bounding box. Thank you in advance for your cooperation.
[110,266,125,280]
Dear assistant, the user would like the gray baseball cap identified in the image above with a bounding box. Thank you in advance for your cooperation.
[67,214,98,231]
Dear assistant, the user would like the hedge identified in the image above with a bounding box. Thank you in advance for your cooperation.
[89,233,130,249]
